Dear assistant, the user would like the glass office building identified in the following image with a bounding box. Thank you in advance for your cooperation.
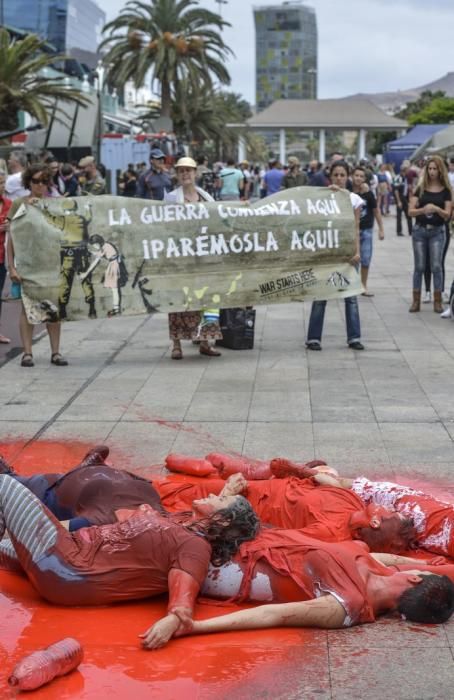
[1,0,106,68]
[254,1,317,111]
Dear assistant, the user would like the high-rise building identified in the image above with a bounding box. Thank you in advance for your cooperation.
[254,1,317,111]
[0,0,106,69]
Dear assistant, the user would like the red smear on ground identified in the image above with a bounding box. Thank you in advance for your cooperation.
[0,439,328,699]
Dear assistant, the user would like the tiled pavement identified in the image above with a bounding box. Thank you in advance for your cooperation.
[1,211,453,698]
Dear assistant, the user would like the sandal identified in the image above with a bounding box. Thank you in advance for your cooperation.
[0,334,11,344]
[199,345,221,357]
[21,353,34,367]
[171,347,183,360]
[51,352,68,366]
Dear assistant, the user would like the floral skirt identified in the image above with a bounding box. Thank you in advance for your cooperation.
[168,311,222,341]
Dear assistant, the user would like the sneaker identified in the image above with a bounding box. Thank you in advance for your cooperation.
[440,307,452,319]
[77,445,110,468]
[0,454,16,476]
[423,291,432,303]
[349,341,365,350]
[442,291,450,303]
[306,341,322,351]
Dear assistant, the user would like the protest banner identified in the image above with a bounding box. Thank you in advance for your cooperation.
[10,187,362,323]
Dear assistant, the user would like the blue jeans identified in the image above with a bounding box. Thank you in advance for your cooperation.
[412,224,444,292]
[307,296,361,345]
[360,228,373,268]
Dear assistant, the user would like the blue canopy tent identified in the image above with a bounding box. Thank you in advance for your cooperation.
[384,125,449,170]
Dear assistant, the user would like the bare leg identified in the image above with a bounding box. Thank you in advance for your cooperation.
[19,306,34,355]
[46,321,61,354]
[361,266,369,293]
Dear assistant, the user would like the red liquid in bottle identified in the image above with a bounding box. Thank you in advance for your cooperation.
[8,637,83,691]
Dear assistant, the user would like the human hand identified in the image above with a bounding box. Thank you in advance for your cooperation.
[379,229,385,240]
[423,203,436,215]
[360,183,370,193]
[139,614,180,650]
[349,253,360,265]
[427,556,447,566]
[9,268,21,284]
[222,473,248,496]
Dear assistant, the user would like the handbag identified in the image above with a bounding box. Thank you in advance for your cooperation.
[216,307,256,350]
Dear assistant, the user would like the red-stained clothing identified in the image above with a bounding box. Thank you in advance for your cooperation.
[0,195,12,264]
[205,530,391,626]
[155,474,366,541]
[351,478,454,557]
[36,508,211,606]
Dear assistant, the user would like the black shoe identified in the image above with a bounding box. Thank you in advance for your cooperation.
[0,454,16,476]
[306,341,322,351]
[349,341,365,350]
[397,232,404,236]
[77,445,110,468]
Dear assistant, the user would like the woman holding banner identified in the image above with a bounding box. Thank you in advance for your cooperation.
[305,161,364,351]
[165,157,222,360]
[6,163,68,368]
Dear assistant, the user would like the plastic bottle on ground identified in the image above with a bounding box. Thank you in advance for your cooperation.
[8,637,84,691]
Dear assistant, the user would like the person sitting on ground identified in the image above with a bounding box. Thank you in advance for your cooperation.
[0,472,259,650]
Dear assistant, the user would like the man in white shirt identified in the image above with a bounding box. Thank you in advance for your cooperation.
[6,151,29,200]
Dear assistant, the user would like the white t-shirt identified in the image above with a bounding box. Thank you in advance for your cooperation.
[448,171,454,188]
[6,172,29,200]
[349,192,364,210]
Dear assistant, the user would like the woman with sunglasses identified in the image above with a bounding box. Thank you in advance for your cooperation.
[6,163,68,367]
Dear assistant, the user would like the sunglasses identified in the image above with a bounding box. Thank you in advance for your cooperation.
[31,177,49,185]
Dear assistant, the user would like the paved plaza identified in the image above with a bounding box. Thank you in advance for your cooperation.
[1,212,454,698]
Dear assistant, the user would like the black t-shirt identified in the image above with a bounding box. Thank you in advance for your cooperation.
[358,191,377,230]
[415,188,451,227]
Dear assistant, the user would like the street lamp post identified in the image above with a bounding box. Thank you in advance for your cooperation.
[306,67,317,99]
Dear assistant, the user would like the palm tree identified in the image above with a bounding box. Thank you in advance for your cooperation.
[99,0,232,118]
[0,28,90,133]
[171,85,253,160]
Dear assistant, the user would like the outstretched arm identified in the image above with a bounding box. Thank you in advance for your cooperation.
[189,595,346,636]
[312,472,353,489]
[370,553,445,566]
[140,568,200,650]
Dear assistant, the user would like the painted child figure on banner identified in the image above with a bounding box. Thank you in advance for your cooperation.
[80,235,128,317]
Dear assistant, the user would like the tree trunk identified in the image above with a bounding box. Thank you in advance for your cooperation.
[0,108,20,135]
[160,79,172,118]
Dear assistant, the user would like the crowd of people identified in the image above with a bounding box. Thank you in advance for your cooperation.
[0,146,453,367]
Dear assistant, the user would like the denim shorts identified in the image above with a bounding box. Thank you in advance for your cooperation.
[360,228,373,267]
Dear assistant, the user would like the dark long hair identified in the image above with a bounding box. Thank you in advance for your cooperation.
[188,496,260,566]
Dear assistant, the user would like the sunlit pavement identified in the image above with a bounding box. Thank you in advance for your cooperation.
[0,210,453,698]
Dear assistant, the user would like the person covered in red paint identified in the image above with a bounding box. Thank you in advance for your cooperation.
[185,527,454,633]
[154,471,417,554]
[0,473,259,649]
[310,469,454,559]
[0,447,165,531]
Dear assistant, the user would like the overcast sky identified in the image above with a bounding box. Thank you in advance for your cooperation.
[97,0,454,103]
